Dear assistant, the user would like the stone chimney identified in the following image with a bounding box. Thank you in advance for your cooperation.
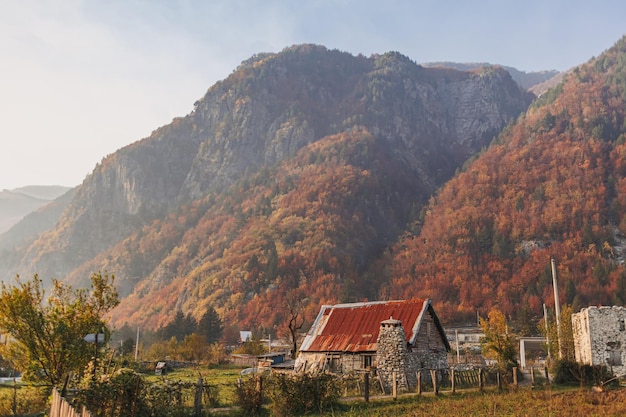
[376,316,408,392]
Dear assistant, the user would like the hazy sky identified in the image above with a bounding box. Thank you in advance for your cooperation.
[1,0,625,190]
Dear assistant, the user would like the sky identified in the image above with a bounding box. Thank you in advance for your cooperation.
[1,0,625,191]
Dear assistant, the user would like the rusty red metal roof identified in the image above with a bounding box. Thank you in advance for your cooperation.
[301,299,428,353]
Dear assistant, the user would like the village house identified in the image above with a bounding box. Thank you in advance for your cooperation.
[294,299,450,390]
[572,306,626,376]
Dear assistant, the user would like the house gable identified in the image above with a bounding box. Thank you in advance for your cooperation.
[296,299,450,380]
[299,299,449,354]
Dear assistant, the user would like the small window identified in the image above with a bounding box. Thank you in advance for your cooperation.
[326,355,341,372]
[362,355,373,369]
[620,319,625,332]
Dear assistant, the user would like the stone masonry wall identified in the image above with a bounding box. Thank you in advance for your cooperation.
[376,319,408,392]
[572,306,626,376]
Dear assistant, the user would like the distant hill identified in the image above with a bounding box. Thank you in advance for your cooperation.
[0,186,71,234]
[0,45,532,330]
[11,185,72,200]
[421,62,560,92]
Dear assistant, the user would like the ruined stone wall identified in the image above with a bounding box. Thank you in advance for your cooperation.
[572,306,626,376]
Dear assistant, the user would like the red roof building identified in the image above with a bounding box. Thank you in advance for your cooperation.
[296,299,449,375]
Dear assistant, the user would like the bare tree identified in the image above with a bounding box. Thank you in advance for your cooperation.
[285,293,308,359]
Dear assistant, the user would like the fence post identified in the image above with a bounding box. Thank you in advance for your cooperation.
[531,367,535,386]
[430,370,438,396]
[478,368,484,392]
[392,371,397,400]
[513,367,518,388]
[364,372,370,403]
[257,375,263,409]
[497,371,502,391]
[194,375,203,416]
[417,371,422,395]
[451,368,456,394]
[12,378,17,416]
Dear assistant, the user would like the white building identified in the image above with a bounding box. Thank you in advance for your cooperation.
[572,306,626,376]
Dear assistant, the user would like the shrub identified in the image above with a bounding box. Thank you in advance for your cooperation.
[235,375,264,416]
[552,359,612,386]
[73,368,151,417]
[266,373,340,416]
[0,385,49,416]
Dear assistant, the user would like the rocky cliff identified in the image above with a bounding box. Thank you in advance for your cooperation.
[0,45,533,328]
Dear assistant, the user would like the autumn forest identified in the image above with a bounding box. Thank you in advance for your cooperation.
[4,38,626,340]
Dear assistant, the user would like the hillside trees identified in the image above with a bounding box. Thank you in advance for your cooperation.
[141,306,225,363]
[0,272,119,386]
[389,37,626,325]
[109,128,428,332]
[159,310,197,342]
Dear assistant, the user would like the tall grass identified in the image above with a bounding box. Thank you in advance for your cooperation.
[317,386,626,417]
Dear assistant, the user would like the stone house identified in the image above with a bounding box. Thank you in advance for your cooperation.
[572,306,626,376]
[294,299,450,390]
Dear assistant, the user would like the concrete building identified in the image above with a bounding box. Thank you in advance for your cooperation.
[572,306,626,376]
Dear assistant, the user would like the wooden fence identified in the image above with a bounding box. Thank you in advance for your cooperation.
[49,388,92,417]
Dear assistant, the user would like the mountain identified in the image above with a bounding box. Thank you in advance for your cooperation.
[0,45,533,330]
[421,62,560,91]
[0,186,71,234]
[388,36,626,327]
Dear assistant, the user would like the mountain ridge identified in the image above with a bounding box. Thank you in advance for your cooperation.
[0,44,534,331]
[388,36,626,326]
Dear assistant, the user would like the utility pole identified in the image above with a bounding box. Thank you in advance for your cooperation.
[551,257,563,359]
[135,327,140,361]
[543,303,551,359]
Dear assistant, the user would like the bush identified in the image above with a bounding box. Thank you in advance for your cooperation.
[0,385,49,416]
[235,373,341,416]
[74,369,219,417]
[266,373,340,416]
[235,375,264,416]
[552,359,612,386]
[73,368,151,417]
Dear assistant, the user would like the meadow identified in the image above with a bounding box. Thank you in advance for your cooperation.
[3,367,626,416]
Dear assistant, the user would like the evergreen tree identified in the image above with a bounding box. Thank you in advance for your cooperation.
[197,306,223,344]
[160,310,197,342]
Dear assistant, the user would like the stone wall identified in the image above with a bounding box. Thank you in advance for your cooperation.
[376,318,408,391]
[572,306,626,376]
[376,316,448,391]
